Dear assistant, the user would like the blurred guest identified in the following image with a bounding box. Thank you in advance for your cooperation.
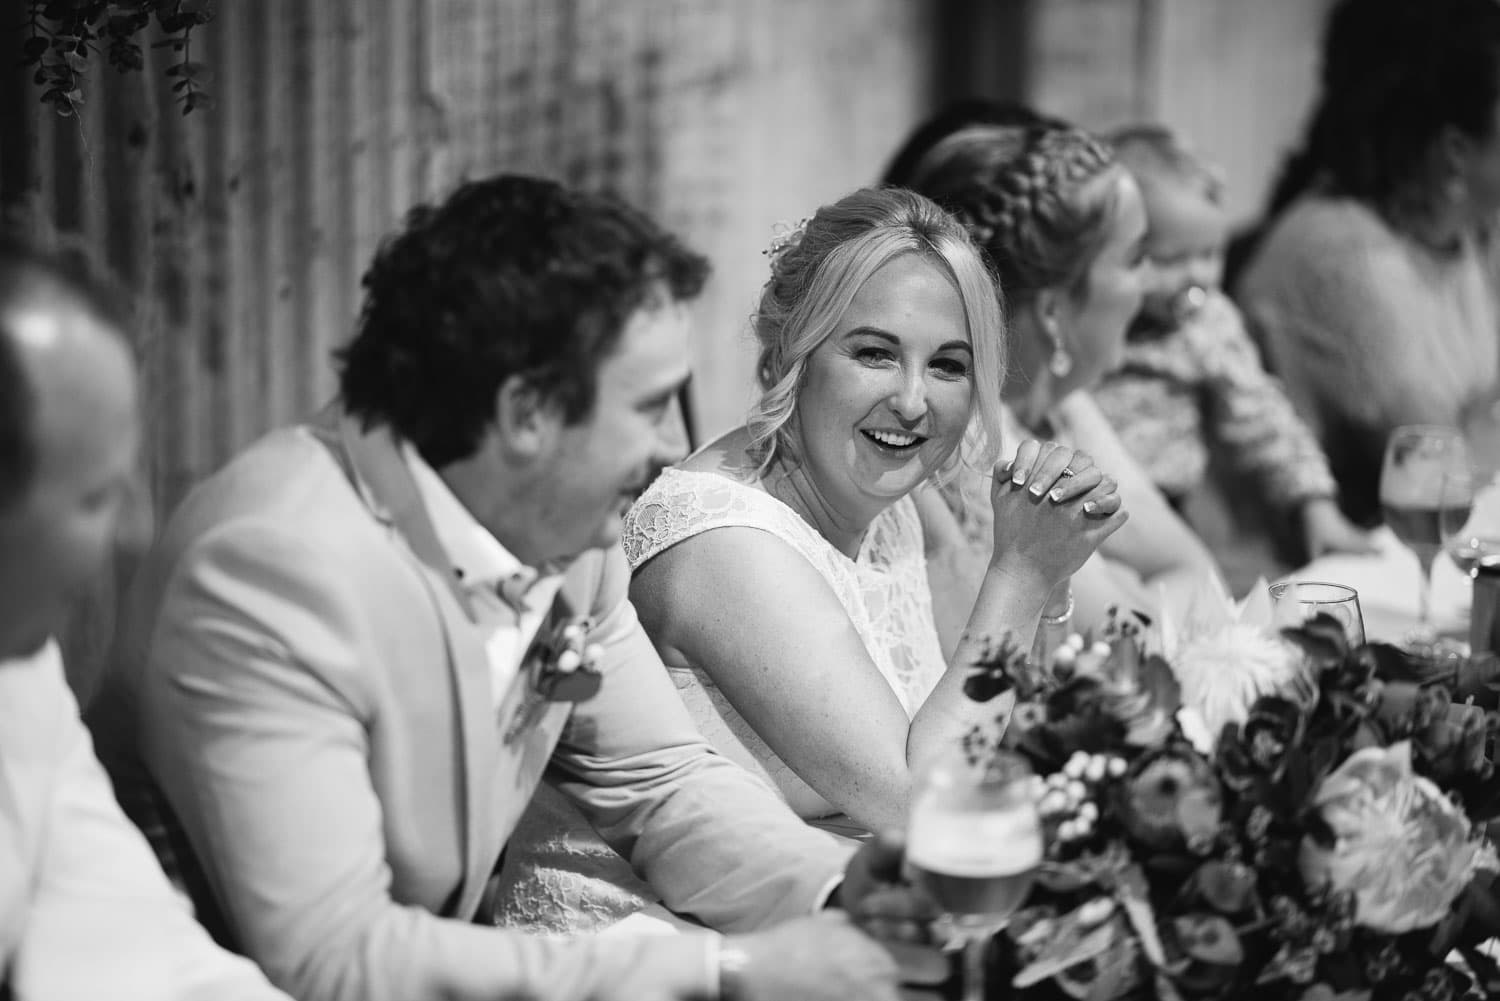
[904,121,1221,633]
[90,174,924,1001]
[1236,0,1500,525]
[0,237,288,1000]
[1094,124,1372,560]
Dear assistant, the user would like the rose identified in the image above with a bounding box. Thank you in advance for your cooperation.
[1297,742,1496,933]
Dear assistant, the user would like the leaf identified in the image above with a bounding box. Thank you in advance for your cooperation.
[1012,918,1120,988]
[1115,864,1169,967]
[22,36,50,61]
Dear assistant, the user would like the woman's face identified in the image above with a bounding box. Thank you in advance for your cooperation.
[794,253,974,515]
[1053,171,1149,395]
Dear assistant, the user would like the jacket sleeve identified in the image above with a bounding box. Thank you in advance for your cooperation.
[548,545,855,933]
[136,525,725,1001]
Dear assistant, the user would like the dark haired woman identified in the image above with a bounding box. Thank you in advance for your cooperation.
[1236,0,1500,524]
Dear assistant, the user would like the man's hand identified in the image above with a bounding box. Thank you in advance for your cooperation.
[723,912,902,1001]
[834,830,948,986]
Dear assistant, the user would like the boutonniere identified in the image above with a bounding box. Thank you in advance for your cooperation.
[529,617,604,703]
[503,607,604,744]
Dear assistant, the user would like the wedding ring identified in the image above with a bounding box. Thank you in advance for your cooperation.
[1060,467,1076,477]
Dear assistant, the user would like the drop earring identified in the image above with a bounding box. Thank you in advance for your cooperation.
[1049,343,1073,378]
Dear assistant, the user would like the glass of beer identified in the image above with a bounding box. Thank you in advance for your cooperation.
[907,747,1042,1001]
[1380,425,1470,642]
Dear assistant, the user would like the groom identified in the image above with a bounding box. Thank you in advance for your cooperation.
[92,175,920,1001]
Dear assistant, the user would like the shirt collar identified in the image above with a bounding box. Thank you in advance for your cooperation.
[401,442,540,593]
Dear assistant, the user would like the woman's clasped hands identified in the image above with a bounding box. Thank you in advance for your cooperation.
[989,438,1129,584]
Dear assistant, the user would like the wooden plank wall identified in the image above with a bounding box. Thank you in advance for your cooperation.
[2,1,937,699]
[6,0,939,508]
[1027,0,1334,224]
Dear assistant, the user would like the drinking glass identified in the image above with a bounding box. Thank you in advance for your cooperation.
[1440,467,1500,577]
[1380,425,1470,641]
[907,748,1042,1001]
[1269,580,1366,647]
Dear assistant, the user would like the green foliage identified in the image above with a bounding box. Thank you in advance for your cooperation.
[22,1,216,118]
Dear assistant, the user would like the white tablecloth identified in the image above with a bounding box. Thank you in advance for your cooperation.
[1280,526,1472,645]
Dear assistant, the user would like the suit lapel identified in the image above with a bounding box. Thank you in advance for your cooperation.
[323,413,510,915]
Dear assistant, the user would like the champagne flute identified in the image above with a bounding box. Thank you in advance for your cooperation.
[1380,426,1469,642]
[1269,580,1366,646]
[907,748,1042,1001]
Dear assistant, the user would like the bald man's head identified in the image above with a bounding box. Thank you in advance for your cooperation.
[0,239,147,659]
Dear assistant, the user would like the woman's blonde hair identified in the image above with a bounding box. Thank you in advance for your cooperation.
[746,186,1006,479]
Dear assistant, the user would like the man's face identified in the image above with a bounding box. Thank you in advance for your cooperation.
[520,292,693,564]
[0,298,146,659]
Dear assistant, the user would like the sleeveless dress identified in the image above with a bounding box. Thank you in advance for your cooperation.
[491,466,948,933]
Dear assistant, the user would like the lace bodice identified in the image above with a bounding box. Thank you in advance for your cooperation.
[626,467,944,715]
[494,466,945,935]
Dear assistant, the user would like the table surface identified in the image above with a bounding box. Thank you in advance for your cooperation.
[1278,525,1471,646]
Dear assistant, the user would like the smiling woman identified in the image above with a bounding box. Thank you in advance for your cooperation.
[491,186,1130,935]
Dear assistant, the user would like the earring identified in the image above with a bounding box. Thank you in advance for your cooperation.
[1049,344,1073,378]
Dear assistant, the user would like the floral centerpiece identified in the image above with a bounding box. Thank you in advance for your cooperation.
[958,586,1500,1001]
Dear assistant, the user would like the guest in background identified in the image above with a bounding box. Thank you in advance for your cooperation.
[904,121,1221,634]
[0,237,289,1000]
[1094,124,1372,561]
[89,174,923,1001]
[1235,0,1500,526]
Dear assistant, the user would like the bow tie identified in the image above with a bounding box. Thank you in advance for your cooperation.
[456,568,539,614]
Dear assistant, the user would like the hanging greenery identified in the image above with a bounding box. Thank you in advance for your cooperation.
[22,1,216,118]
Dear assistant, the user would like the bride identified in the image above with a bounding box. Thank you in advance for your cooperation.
[494,185,1126,932]
[625,186,1125,834]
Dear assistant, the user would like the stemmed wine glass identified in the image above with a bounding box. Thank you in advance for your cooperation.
[1440,467,1500,577]
[1380,425,1470,642]
[1269,581,1367,647]
[907,747,1042,1001]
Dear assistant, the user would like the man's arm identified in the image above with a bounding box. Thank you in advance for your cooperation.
[10,645,287,1001]
[548,545,856,931]
[136,525,722,1001]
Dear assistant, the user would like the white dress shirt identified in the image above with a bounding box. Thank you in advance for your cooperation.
[403,445,564,711]
[0,640,288,1000]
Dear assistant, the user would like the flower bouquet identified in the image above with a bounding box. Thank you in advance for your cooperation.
[956,593,1500,1001]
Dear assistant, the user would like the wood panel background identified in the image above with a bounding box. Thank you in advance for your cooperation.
[1,0,1333,698]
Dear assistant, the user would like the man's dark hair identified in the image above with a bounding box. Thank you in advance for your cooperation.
[1266,0,1500,219]
[0,236,128,510]
[336,174,710,468]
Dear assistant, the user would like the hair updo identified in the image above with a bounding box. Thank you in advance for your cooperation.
[746,186,1005,478]
[904,124,1122,309]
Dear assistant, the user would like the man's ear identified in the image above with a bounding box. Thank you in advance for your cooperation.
[493,373,558,459]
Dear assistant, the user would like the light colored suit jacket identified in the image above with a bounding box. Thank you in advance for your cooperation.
[94,410,851,1001]
[0,642,286,1001]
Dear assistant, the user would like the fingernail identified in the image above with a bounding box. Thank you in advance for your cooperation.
[1012,470,1026,485]
[1049,488,1065,502]
[1030,484,1047,497]
[1084,501,1097,514]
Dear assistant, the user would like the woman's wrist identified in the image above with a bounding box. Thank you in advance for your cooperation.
[1040,589,1074,627]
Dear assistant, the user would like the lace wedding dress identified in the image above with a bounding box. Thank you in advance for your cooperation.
[492,466,948,934]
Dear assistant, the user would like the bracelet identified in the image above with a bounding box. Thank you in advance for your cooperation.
[716,940,753,1001]
[1040,592,1075,627]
